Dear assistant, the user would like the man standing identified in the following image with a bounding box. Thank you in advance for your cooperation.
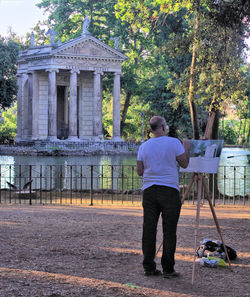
[136,116,190,278]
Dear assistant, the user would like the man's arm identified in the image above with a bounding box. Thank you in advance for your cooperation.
[176,139,190,169]
[136,161,144,176]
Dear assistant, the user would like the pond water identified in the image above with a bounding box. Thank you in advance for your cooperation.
[0,147,249,196]
[217,148,249,197]
[0,147,249,167]
[0,154,136,167]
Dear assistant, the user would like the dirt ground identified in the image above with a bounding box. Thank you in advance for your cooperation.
[0,204,249,297]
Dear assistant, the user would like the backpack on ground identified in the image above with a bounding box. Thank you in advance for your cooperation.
[196,238,237,261]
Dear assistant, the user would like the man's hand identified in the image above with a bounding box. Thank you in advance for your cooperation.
[136,161,144,176]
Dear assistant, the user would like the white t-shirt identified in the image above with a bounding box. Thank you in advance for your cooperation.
[137,136,185,191]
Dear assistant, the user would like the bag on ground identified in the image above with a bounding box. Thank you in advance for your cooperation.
[196,238,237,261]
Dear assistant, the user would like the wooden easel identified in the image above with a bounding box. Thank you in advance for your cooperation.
[182,172,233,285]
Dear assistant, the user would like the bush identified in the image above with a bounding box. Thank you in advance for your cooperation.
[219,122,237,144]
[0,104,17,144]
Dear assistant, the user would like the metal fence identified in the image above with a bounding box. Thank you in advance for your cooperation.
[0,164,249,206]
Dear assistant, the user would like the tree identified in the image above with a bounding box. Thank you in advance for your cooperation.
[35,0,249,141]
[0,37,20,109]
[115,0,250,139]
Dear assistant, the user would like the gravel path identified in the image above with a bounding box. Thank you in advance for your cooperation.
[0,204,249,297]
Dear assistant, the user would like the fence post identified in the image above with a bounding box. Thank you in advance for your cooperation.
[80,165,83,205]
[40,165,42,204]
[192,178,195,205]
[101,165,104,204]
[132,166,134,204]
[60,165,63,204]
[223,166,226,205]
[132,166,134,190]
[50,165,52,204]
[90,165,93,206]
[19,165,22,204]
[233,167,236,205]
[29,165,32,205]
[9,165,12,203]
[121,165,124,204]
[243,166,246,205]
[183,173,186,203]
[111,165,114,204]
[70,165,73,204]
[0,164,1,204]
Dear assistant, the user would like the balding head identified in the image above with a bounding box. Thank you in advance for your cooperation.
[149,116,166,131]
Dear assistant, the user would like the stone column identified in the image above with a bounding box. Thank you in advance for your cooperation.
[22,74,30,140]
[93,70,104,140]
[27,73,33,139]
[47,69,59,141]
[68,69,80,141]
[15,74,23,142]
[112,72,123,141]
[32,71,39,140]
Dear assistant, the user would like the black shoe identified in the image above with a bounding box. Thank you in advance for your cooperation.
[144,269,162,276]
[163,271,180,279]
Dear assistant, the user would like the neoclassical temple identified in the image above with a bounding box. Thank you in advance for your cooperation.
[16,22,127,143]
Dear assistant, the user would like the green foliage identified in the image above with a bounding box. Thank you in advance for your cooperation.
[37,0,124,43]
[122,99,151,141]
[0,37,20,109]
[0,104,17,144]
[115,0,249,139]
[219,117,250,146]
[235,65,250,120]
[2,0,247,142]
[219,120,238,145]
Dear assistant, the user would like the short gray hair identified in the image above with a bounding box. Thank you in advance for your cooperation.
[149,116,166,131]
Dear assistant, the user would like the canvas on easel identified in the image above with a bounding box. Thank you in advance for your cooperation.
[180,139,224,174]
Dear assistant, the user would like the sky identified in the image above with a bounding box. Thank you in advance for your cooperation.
[0,0,47,37]
[0,0,249,62]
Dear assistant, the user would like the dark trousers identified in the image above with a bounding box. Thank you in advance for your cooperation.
[142,185,181,273]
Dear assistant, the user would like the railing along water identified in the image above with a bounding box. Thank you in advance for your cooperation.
[0,164,249,206]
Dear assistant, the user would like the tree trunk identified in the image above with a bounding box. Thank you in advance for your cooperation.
[204,94,221,202]
[204,93,221,140]
[238,119,242,144]
[204,110,220,140]
[242,118,246,144]
[211,110,220,139]
[188,12,200,140]
[120,91,132,135]
[246,120,250,145]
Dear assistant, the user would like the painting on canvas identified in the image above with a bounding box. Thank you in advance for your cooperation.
[180,140,224,174]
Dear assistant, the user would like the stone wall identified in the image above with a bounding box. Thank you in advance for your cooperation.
[8,141,141,155]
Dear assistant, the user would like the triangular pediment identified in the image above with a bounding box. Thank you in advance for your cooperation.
[53,35,126,60]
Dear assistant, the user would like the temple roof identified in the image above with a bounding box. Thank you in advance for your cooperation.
[19,35,127,62]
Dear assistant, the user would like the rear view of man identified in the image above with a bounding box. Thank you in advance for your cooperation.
[136,116,190,278]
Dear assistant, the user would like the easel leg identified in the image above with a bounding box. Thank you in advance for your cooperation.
[202,176,233,271]
[156,241,163,256]
[192,175,203,285]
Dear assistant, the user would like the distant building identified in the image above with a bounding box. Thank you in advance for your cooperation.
[16,23,126,143]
